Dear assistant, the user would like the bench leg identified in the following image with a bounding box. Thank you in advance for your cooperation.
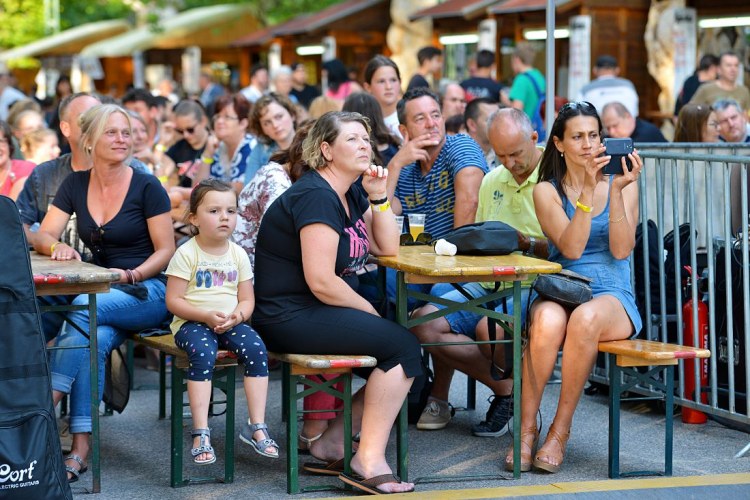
[466,376,476,411]
[343,372,353,479]
[223,367,236,484]
[608,354,621,479]
[285,363,299,494]
[665,365,674,476]
[397,398,408,481]
[159,352,167,420]
[170,364,185,487]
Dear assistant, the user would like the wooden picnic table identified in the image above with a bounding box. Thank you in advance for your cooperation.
[31,252,120,493]
[370,245,561,481]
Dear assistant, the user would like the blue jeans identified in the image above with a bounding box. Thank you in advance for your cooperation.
[50,278,168,434]
[38,294,76,343]
[431,284,532,339]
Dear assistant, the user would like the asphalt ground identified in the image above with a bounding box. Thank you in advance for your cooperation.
[68,357,750,499]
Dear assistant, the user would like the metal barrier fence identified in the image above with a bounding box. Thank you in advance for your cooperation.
[586,144,750,446]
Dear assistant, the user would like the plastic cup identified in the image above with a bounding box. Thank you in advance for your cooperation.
[395,216,405,234]
[408,213,426,240]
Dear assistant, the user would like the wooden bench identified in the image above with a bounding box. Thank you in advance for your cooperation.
[268,352,378,494]
[129,332,238,487]
[598,339,710,479]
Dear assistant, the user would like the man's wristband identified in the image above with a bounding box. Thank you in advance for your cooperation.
[370,200,391,212]
[50,242,62,254]
[526,236,536,256]
[201,156,215,164]
[155,144,166,152]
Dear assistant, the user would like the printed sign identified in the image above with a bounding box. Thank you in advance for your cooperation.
[568,15,591,100]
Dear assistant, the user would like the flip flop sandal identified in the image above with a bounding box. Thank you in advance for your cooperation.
[239,422,279,459]
[339,473,415,495]
[65,454,88,484]
[190,428,217,465]
[302,457,346,476]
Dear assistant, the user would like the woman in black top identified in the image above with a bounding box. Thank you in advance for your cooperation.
[35,104,175,483]
[253,111,420,494]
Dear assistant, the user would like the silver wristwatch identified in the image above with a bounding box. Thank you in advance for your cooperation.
[527,236,536,256]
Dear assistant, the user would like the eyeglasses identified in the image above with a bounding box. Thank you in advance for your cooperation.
[0,138,9,147]
[559,101,596,114]
[400,232,433,246]
[212,115,240,124]
[89,227,107,266]
[174,125,197,135]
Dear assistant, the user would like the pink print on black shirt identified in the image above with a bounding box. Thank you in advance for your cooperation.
[342,219,370,276]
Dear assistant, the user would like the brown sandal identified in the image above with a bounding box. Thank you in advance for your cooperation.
[505,426,539,472]
[533,424,571,473]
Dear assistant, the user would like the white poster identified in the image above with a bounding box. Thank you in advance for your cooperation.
[478,19,496,52]
[672,8,697,100]
[567,15,591,100]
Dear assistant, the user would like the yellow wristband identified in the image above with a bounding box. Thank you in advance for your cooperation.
[157,175,169,183]
[50,242,62,254]
[576,199,593,213]
[370,200,391,212]
[201,156,214,164]
[155,144,166,152]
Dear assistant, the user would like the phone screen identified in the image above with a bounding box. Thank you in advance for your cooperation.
[602,138,633,175]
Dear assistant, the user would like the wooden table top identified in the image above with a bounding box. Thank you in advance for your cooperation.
[31,252,120,296]
[369,246,562,284]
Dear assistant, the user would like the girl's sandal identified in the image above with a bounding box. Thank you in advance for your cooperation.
[240,422,279,459]
[505,426,539,472]
[191,428,217,465]
[533,424,571,473]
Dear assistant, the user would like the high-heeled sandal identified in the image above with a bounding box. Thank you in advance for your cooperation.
[533,424,571,473]
[505,426,539,472]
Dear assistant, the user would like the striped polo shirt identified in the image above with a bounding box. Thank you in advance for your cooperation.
[395,133,488,239]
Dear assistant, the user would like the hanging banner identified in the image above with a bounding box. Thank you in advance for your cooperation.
[673,8,697,99]
[568,15,591,100]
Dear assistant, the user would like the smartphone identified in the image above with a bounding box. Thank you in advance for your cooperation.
[602,138,633,175]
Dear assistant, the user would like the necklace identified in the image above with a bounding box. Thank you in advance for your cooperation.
[562,180,582,197]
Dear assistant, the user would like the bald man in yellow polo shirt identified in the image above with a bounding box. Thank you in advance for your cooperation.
[410,108,548,435]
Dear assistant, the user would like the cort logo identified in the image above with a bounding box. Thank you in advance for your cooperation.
[0,461,36,483]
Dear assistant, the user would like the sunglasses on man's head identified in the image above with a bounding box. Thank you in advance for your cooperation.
[400,232,433,246]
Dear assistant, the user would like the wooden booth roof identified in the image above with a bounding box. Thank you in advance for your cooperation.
[410,0,501,21]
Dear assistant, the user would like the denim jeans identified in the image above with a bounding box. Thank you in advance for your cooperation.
[37,294,76,343]
[50,278,168,434]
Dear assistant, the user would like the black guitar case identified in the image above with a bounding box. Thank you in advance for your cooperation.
[0,195,72,499]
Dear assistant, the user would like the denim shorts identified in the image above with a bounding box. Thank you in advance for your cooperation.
[430,283,531,339]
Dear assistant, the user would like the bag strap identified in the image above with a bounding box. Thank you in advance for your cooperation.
[486,283,513,381]
[522,72,544,98]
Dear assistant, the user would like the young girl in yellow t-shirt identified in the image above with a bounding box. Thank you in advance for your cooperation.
[165,178,277,465]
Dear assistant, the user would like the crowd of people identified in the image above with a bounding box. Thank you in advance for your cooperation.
[3,41,749,495]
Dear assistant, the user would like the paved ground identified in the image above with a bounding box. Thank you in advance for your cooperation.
[69,358,750,499]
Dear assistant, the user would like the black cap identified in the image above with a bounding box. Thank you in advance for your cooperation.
[595,55,618,69]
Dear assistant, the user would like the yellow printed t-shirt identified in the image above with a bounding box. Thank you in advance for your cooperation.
[165,237,253,334]
[476,146,544,289]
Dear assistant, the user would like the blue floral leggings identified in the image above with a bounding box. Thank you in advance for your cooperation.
[175,321,268,381]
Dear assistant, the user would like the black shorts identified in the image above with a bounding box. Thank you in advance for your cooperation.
[255,305,423,379]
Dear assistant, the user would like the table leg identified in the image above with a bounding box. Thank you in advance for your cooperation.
[89,293,101,493]
[512,282,522,479]
[395,271,409,482]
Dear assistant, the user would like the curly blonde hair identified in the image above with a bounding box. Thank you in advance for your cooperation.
[301,111,371,170]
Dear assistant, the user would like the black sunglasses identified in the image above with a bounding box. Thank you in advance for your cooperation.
[174,126,197,135]
[559,101,596,114]
[89,227,107,266]
[400,232,433,246]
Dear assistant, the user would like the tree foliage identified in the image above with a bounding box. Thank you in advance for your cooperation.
[0,0,347,52]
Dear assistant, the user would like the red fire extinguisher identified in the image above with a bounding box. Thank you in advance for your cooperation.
[682,266,709,424]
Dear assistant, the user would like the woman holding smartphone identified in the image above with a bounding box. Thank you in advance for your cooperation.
[506,101,643,474]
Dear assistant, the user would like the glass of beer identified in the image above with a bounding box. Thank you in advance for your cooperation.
[407,213,426,240]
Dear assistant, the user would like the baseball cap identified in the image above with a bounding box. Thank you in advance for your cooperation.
[595,55,618,69]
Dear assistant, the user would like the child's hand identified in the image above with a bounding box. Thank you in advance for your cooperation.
[214,312,239,334]
[204,311,228,331]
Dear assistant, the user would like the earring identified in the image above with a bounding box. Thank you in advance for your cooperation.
[87,146,92,153]
[560,152,563,157]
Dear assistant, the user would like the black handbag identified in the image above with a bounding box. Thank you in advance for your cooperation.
[442,221,519,256]
[531,269,594,309]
